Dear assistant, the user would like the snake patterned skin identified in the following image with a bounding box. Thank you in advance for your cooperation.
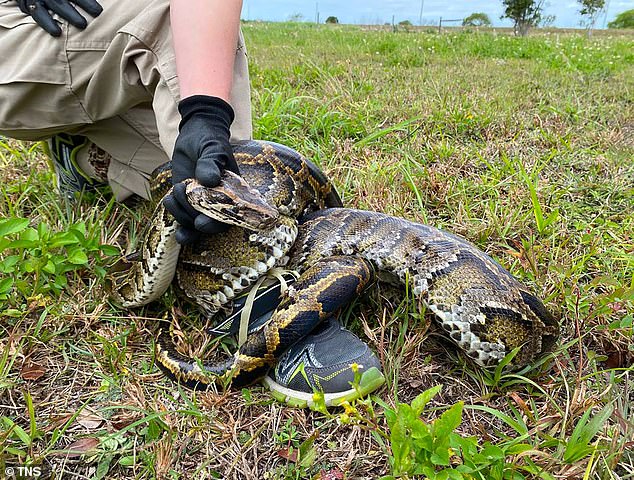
[108,140,559,388]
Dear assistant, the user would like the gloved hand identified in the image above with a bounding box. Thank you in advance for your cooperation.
[163,95,239,245]
[17,0,102,37]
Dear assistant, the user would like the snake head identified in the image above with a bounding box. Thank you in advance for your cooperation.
[185,171,279,231]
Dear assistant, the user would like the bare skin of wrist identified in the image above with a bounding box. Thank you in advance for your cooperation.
[170,0,243,102]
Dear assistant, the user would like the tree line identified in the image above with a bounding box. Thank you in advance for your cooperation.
[501,0,605,36]
[322,1,633,36]
[467,0,632,36]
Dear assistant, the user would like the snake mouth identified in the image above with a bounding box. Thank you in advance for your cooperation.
[201,203,279,231]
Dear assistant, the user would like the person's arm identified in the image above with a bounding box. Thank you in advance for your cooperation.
[164,0,245,244]
[170,0,242,101]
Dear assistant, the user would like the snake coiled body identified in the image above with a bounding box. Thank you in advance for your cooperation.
[108,140,558,388]
[288,209,558,367]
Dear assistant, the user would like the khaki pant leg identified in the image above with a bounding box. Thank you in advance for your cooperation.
[76,108,169,200]
[0,2,93,137]
[0,0,252,200]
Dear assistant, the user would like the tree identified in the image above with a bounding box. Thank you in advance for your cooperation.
[462,12,492,27]
[287,13,305,22]
[501,0,545,36]
[608,9,634,29]
[578,0,605,36]
[398,19,413,31]
[325,16,339,24]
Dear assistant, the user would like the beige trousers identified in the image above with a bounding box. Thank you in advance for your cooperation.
[0,0,252,200]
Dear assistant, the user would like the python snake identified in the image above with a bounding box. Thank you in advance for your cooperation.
[108,140,559,388]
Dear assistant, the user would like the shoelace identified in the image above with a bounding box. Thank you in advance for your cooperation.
[237,268,299,347]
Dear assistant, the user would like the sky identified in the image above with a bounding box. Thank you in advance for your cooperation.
[242,0,634,29]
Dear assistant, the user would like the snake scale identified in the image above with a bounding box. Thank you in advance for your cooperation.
[108,140,559,388]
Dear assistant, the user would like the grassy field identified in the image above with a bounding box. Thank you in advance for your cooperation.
[1,23,633,479]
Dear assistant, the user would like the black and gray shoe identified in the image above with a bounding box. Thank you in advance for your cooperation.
[45,133,100,198]
[208,277,385,408]
[262,317,385,408]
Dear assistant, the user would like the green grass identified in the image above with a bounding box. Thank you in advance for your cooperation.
[1,24,633,479]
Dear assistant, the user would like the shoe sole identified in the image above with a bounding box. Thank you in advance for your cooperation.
[262,367,386,408]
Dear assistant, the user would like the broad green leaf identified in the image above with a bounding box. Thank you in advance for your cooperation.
[9,227,39,249]
[99,244,121,256]
[449,433,478,457]
[8,240,37,249]
[431,447,451,466]
[94,456,113,480]
[506,443,533,455]
[299,431,319,460]
[433,401,463,440]
[390,405,417,475]
[0,255,20,273]
[0,218,29,238]
[480,443,505,461]
[66,248,89,265]
[9,227,38,248]
[384,406,397,428]
[411,385,442,415]
[22,228,39,241]
[145,418,164,442]
[0,277,13,294]
[22,258,39,273]
[410,416,431,441]
[53,275,68,289]
[419,465,436,478]
[37,222,50,239]
[94,265,107,279]
[435,470,449,480]
[49,231,81,248]
[42,260,56,274]
[118,455,135,467]
[71,222,87,236]
[456,464,476,474]
[446,470,464,480]
[299,443,317,468]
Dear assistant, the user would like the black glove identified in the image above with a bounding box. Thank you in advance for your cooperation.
[163,95,239,245]
[17,0,102,37]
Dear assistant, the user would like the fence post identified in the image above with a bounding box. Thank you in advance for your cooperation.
[438,16,442,33]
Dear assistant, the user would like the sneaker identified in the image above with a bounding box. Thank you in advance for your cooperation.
[210,278,385,408]
[262,317,385,408]
[45,133,101,198]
